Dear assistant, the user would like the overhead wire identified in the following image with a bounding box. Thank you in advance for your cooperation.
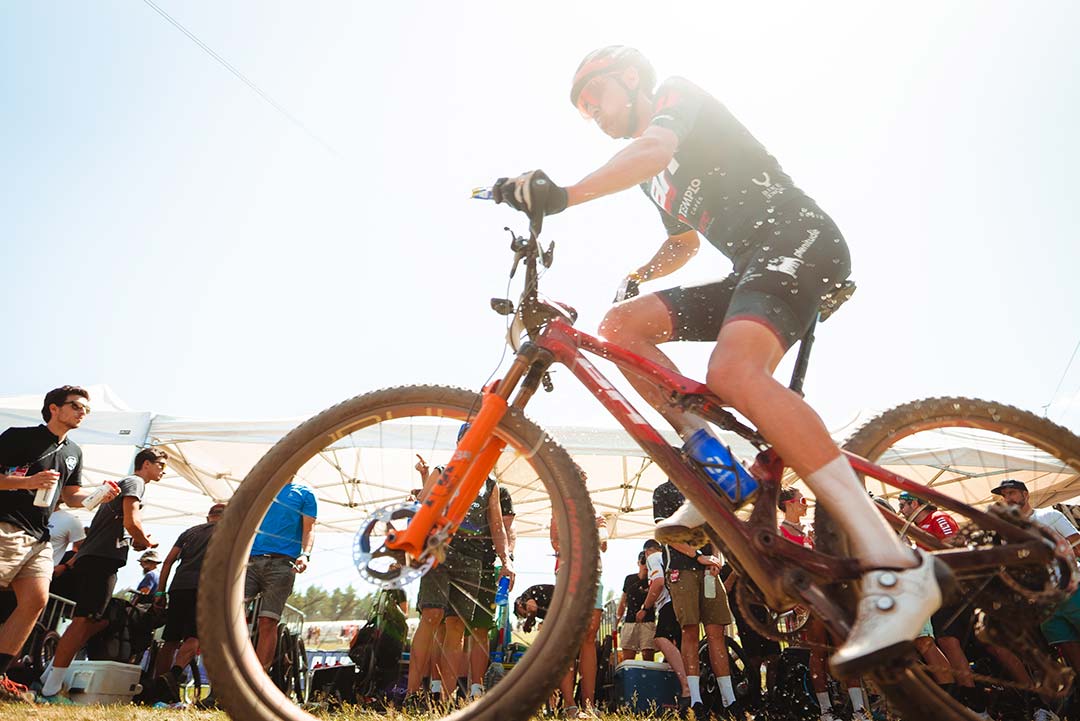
[140,0,341,160]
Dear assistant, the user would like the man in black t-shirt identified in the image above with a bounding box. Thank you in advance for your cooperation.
[40,447,167,700]
[653,479,735,715]
[492,46,944,678]
[0,386,118,702]
[151,502,226,699]
[616,552,655,662]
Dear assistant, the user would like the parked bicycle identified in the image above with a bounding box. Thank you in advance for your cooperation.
[200,201,1080,721]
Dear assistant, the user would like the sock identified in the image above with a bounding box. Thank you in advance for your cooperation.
[42,666,68,697]
[170,665,184,680]
[470,683,483,698]
[687,675,702,705]
[816,691,831,712]
[429,679,442,694]
[717,675,736,707]
[848,686,865,710]
[808,456,915,567]
[0,653,13,675]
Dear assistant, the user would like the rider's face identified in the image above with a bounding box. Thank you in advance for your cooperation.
[578,73,633,139]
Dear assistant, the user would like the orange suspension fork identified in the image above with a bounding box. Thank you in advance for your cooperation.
[385,391,509,558]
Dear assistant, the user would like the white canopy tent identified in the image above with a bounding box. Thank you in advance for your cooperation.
[2,386,1077,538]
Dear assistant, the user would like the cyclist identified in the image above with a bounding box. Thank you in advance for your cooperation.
[492,45,943,677]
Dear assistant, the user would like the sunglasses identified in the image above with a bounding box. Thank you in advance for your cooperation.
[576,75,610,119]
[63,400,91,414]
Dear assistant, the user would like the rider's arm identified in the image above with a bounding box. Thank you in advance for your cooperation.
[565,126,679,207]
[629,230,699,283]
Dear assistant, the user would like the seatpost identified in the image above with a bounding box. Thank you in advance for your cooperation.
[788,315,819,396]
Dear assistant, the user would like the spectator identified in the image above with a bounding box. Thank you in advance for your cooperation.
[616,552,655,663]
[152,502,226,701]
[246,481,317,670]
[720,562,780,710]
[135,550,161,595]
[638,539,689,711]
[514,584,554,633]
[778,487,872,721]
[40,446,165,701]
[405,445,512,703]
[992,480,1080,673]
[0,386,117,703]
[653,478,737,716]
[554,513,607,718]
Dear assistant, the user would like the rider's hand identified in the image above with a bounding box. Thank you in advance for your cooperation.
[492,170,568,216]
[613,275,640,303]
[635,608,646,623]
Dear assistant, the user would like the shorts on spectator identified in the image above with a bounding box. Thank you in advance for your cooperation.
[931,602,973,642]
[245,555,296,621]
[417,556,497,631]
[654,603,681,645]
[668,568,733,627]
[0,521,53,588]
[1042,588,1080,645]
[917,616,935,638]
[595,583,605,610]
[68,556,122,619]
[621,621,656,651]
[163,588,199,641]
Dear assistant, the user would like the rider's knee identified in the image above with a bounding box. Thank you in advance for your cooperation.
[419,607,445,625]
[598,301,665,345]
[705,357,762,406]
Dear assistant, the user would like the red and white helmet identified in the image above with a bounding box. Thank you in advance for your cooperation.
[569,45,655,109]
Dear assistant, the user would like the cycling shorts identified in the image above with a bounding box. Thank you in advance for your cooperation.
[656,203,851,349]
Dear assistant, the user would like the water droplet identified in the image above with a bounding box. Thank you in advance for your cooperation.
[767,218,775,223]
[822,278,830,283]
[833,238,841,243]
[773,307,782,314]
[761,245,771,251]
[725,241,733,247]
[774,230,781,235]
[835,282,843,288]
[790,289,799,295]
[832,258,840,264]
[766,207,774,213]
[738,201,744,206]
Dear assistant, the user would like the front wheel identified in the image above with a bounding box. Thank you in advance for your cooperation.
[815,397,1080,721]
[199,385,600,721]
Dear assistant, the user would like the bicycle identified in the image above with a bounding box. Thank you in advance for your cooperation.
[200,196,1080,721]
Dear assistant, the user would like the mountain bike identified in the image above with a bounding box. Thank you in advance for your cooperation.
[199,194,1080,721]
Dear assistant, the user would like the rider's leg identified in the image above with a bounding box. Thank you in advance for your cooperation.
[706,320,915,569]
[599,295,706,436]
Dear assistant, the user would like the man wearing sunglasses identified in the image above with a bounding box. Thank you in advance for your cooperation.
[0,386,121,702]
[492,45,942,679]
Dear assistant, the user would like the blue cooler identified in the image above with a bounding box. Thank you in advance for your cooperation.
[613,660,682,713]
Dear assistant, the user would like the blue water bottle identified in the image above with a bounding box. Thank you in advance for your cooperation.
[494,575,511,606]
[684,428,759,506]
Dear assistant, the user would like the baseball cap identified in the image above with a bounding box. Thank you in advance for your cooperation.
[642,539,661,552]
[140,550,161,563]
[897,492,920,503]
[208,503,227,516]
[990,479,1028,495]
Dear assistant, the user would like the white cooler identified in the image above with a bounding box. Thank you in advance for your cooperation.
[62,660,143,704]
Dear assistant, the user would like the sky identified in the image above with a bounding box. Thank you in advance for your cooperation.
[3,1,1080,596]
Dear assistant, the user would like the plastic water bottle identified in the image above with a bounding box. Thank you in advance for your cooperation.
[471,187,494,201]
[704,573,717,599]
[494,575,511,606]
[684,428,759,505]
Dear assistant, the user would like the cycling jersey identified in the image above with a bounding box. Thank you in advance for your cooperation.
[917,510,959,541]
[641,77,810,260]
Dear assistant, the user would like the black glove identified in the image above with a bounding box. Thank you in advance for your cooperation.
[492,170,568,216]
[613,276,640,303]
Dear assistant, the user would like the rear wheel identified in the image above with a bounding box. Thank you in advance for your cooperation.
[199,385,600,721]
[815,397,1080,721]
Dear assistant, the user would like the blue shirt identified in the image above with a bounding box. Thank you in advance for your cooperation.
[250,483,317,558]
[138,570,159,594]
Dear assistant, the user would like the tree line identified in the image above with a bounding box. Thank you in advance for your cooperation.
[286,584,382,621]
